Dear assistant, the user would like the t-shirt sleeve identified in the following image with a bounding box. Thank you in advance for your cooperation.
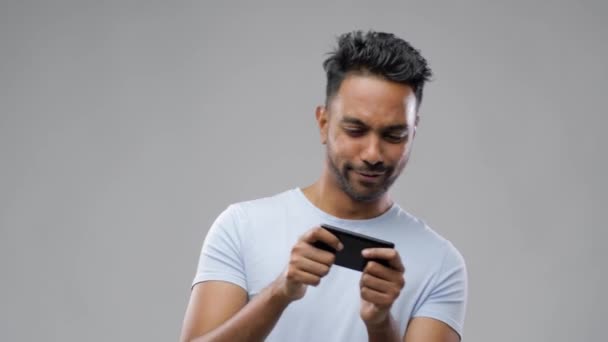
[191,204,247,291]
[413,241,468,339]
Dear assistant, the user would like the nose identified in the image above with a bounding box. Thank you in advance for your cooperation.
[361,135,383,166]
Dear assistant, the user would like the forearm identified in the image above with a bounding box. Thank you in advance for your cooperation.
[190,281,290,342]
[366,314,401,342]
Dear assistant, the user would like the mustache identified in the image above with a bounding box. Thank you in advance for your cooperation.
[348,163,391,173]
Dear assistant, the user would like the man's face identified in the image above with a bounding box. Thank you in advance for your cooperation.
[319,74,418,202]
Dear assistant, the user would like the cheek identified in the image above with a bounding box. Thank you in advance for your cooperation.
[331,134,361,159]
[386,144,409,164]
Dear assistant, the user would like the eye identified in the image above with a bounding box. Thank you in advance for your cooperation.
[344,127,366,137]
[384,133,408,143]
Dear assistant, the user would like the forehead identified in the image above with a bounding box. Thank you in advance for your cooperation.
[330,74,417,126]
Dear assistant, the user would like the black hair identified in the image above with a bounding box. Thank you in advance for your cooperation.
[323,30,432,110]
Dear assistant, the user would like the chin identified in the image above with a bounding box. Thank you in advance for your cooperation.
[346,185,386,203]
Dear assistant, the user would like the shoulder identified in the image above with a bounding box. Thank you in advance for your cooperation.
[219,188,297,226]
[234,188,295,210]
[229,188,295,215]
[393,207,466,268]
[205,189,296,244]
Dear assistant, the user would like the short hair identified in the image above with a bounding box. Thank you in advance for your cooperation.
[323,30,433,110]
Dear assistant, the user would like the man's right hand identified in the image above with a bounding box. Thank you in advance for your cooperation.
[272,226,344,302]
[182,226,344,342]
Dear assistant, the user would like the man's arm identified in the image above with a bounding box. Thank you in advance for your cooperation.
[403,241,468,341]
[358,248,405,342]
[180,226,342,342]
[365,313,401,342]
[359,248,463,342]
[363,313,461,342]
[180,281,247,341]
[403,317,461,342]
[180,280,291,342]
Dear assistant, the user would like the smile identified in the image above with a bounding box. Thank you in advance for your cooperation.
[355,171,385,181]
[358,172,383,177]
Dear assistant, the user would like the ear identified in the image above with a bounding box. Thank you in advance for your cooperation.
[315,105,329,144]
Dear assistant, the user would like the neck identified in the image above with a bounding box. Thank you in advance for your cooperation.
[301,168,394,220]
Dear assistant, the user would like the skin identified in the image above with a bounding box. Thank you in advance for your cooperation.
[180,74,461,342]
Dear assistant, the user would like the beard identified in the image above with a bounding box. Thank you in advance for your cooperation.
[326,141,406,203]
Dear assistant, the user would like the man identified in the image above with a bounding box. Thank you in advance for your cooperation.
[180,30,467,342]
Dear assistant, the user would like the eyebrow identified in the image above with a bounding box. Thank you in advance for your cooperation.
[341,116,409,131]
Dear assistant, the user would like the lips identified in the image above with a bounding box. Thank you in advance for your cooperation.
[358,172,384,177]
[355,171,384,182]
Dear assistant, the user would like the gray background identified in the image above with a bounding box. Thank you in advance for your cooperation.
[1,1,606,341]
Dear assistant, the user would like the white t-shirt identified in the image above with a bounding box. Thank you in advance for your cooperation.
[192,188,468,341]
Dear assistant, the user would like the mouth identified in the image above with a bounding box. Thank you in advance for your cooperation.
[355,171,385,182]
[358,172,383,176]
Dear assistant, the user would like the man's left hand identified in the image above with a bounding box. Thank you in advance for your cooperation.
[359,248,405,327]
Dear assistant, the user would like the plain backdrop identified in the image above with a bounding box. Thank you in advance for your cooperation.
[1,1,606,341]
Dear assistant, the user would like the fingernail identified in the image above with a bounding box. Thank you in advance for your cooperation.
[362,249,370,257]
[338,243,344,251]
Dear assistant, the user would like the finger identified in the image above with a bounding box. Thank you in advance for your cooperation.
[360,286,393,307]
[296,242,336,265]
[362,248,405,272]
[359,272,396,293]
[291,254,331,277]
[363,261,405,288]
[302,226,344,251]
[285,268,322,287]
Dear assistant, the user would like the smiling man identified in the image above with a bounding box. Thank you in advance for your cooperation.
[181,31,468,342]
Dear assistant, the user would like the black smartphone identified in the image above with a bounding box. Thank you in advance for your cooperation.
[312,223,395,272]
